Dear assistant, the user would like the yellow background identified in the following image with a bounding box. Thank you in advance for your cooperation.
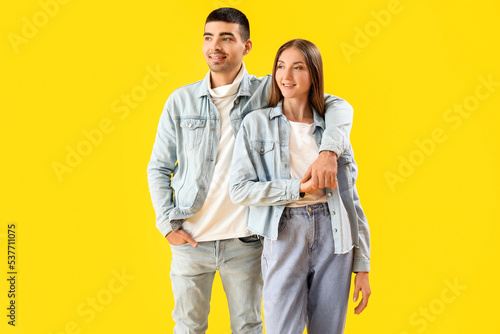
[1,0,499,333]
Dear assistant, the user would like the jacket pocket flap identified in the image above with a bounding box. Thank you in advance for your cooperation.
[180,118,206,129]
[250,141,274,154]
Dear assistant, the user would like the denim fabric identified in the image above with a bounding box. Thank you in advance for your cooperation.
[262,203,353,334]
[229,102,370,272]
[147,67,354,237]
[170,237,263,334]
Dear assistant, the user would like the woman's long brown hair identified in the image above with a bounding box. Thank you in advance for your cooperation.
[268,39,325,117]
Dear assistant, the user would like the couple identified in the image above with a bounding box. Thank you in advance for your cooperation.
[147,7,371,334]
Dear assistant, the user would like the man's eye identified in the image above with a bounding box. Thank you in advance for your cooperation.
[223,37,231,41]
[204,37,211,41]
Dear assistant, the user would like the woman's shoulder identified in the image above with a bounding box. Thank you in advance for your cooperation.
[239,106,282,142]
[242,107,275,127]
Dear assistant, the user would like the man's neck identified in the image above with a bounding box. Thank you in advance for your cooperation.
[210,63,243,88]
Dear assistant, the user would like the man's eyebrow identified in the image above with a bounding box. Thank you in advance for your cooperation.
[203,32,236,37]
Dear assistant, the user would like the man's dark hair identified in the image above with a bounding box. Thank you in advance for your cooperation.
[205,7,250,41]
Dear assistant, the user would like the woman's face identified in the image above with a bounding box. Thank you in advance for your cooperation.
[275,47,312,101]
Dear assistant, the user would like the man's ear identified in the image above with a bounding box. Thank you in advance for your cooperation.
[243,39,253,56]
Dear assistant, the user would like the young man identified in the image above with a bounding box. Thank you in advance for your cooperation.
[147,7,363,334]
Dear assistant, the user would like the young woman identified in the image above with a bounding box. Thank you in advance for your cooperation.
[229,39,371,334]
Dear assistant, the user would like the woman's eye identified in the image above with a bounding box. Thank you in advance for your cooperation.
[277,65,284,69]
[294,66,302,70]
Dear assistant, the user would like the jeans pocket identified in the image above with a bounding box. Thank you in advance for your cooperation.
[278,216,288,233]
[169,242,191,251]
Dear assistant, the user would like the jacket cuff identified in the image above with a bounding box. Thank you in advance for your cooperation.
[318,140,343,157]
[158,220,173,237]
[158,218,185,237]
[353,257,370,273]
[170,219,183,232]
[287,179,302,202]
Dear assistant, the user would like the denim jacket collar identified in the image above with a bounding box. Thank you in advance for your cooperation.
[269,100,326,133]
[197,62,252,98]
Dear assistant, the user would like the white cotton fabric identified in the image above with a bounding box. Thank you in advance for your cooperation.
[183,64,250,241]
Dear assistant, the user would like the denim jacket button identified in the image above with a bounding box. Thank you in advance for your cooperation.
[331,211,336,215]
[260,147,264,153]
[333,228,338,233]
[327,192,332,196]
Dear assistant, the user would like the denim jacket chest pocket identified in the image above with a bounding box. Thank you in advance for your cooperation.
[337,154,354,193]
[249,141,276,180]
[180,117,207,151]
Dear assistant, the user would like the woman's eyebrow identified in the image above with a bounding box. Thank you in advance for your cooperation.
[278,60,306,65]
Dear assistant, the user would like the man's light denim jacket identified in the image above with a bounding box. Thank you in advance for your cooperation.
[147,67,354,240]
[229,102,370,272]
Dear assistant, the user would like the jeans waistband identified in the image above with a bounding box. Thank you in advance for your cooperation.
[283,202,329,219]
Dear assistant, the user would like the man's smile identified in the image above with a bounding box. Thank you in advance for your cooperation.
[209,54,227,61]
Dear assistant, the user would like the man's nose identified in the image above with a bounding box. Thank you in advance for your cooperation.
[210,39,221,52]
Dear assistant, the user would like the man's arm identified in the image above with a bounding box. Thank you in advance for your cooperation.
[301,95,354,190]
[321,94,354,155]
[147,102,195,246]
[252,78,353,155]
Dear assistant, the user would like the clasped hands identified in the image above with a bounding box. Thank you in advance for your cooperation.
[300,151,338,193]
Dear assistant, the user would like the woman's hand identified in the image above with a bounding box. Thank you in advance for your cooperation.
[353,272,371,314]
[299,177,316,193]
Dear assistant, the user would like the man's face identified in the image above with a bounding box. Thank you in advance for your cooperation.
[203,21,249,74]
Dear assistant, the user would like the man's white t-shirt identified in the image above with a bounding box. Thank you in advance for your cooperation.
[182,64,250,242]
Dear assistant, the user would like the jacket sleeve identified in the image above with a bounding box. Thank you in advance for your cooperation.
[320,94,354,156]
[229,120,301,206]
[349,152,371,273]
[352,184,371,272]
[147,101,181,237]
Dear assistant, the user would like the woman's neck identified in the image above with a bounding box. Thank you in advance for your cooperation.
[282,97,314,123]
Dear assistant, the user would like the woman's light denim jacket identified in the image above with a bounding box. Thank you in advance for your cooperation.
[229,102,370,272]
[147,68,355,241]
